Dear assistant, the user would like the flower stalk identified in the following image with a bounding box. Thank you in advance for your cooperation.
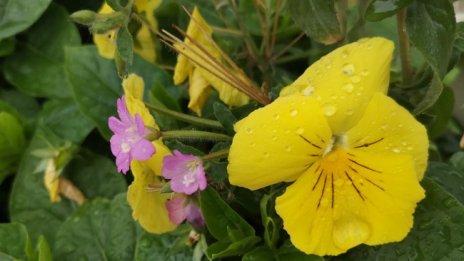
[397,8,413,84]
[161,130,232,142]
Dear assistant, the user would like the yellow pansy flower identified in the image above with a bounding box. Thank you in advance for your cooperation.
[93,0,160,63]
[228,38,428,256]
[122,73,176,233]
[173,7,250,115]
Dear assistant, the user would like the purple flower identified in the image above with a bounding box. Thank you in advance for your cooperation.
[162,150,207,195]
[108,96,155,174]
[166,194,204,229]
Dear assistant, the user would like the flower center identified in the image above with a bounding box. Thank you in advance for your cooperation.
[121,142,131,153]
[322,134,348,156]
[182,172,196,187]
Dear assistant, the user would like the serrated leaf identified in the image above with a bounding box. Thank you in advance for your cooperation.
[365,0,414,21]
[3,3,80,99]
[0,0,52,40]
[199,187,256,241]
[406,0,456,77]
[287,0,342,45]
[338,178,464,260]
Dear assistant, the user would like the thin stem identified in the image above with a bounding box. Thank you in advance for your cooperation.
[271,32,305,61]
[269,0,281,57]
[397,8,413,84]
[145,103,223,130]
[211,25,243,36]
[161,130,232,141]
[202,148,230,161]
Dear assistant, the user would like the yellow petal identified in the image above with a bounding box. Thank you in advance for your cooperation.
[123,74,158,129]
[127,143,176,234]
[346,93,429,180]
[123,73,144,100]
[228,96,332,190]
[197,67,250,107]
[134,0,161,27]
[134,25,157,63]
[280,37,394,134]
[275,149,424,256]
[44,159,61,203]
[93,4,116,59]
[188,69,212,115]
[172,6,250,107]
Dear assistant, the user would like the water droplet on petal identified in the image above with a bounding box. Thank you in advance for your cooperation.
[342,50,349,59]
[296,127,305,135]
[407,146,413,151]
[273,114,280,120]
[264,152,270,158]
[271,135,277,141]
[351,75,361,83]
[323,104,337,116]
[360,69,369,76]
[302,86,315,96]
[285,145,293,152]
[345,110,353,116]
[342,83,354,93]
[284,129,290,134]
[393,147,401,153]
[246,127,253,134]
[250,142,256,148]
[342,63,355,76]
[381,124,388,130]
[290,109,298,117]
[333,217,370,250]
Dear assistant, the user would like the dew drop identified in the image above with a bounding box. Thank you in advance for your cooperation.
[316,95,322,101]
[296,127,305,135]
[246,127,253,134]
[351,75,361,83]
[264,152,270,158]
[285,145,293,152]
[360,69,369,76]
[356,92,362,96]
[342,83,354,93]
[323,104,337,116]
[341,50,349,59]
[320,198,330,207]
[302,86,315,96]
[345,110,354,116]
[290,109,298,117]
[407,146,413,151]
[381,124,388,130]
[250,142,256,148]
[284,129,290,134]
[271,135,277,141]
[272,129,277,134]
[392,147,401,153]
[342,63,355,76]
[330,95,338,100]
[273,114,280,120]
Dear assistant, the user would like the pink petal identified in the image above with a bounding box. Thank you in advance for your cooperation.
[116,153,130,174]
[162,151,187,179]
[110,135,124,156]
[185,203,204,229]
[169,176,189,194]
[117,96,131,123]
[166,195,187,225]
[131,139,155,160]
[134,113,146,137]
[108,116,125,134]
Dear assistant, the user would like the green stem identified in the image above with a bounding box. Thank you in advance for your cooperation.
[397,8,413,84]
[145,103,223,130]
[161,130,232,142]
[202,148,230,161]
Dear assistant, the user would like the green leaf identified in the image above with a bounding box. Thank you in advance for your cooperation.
[199,187,256,241]
[413,73,444,115]
[406,0,456,78]
[450,151,464,172]
[0,36,14,57]
[9,100,97,243]
[277,240,323,261]
[365,0,414,21]
[0,0,52,40]
[116,25,134,65]
[0,89,40,126]
[0,112,25,184]
[426,161,464,204]
[338,178,464,260]
[3,3,80,99]
[54,194,193,260]
[36,236,53,261]
[207,236,261,260]
[455,22,464,52]
[4,3,81,98]
[148,83,181,130]
[243,246,275,261]
[213,102,237,135]
[287,0,342,45]
[53,194,137,260]
[0,223,34,260]
[65,46,121,139]
[164,140,205,156]
[426,86,454,138]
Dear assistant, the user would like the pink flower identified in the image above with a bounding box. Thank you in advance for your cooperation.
[108,96,155,174]
[166,194,204,229]
[162,150,207,195]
